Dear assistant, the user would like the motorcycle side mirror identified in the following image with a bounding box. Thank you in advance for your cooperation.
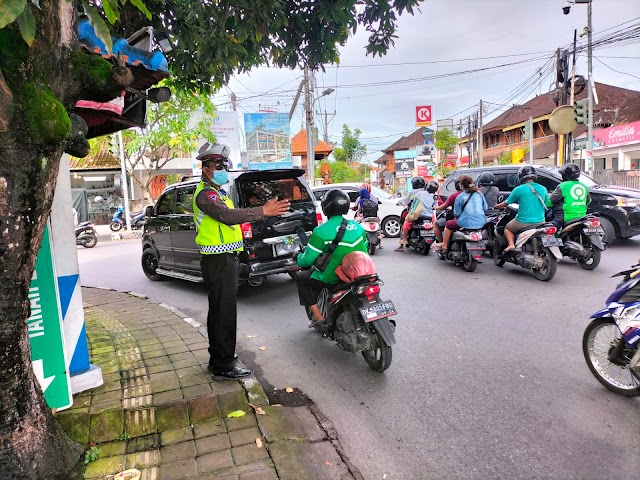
[296,228,309,246]
[497,195,505,203]
[145,205,154,217]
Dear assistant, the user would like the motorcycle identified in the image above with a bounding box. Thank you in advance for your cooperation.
[75,221,98,248]
[435,210,485,272]
[359,217,381,256]
[110,207,146,232]
[297,231,397,372]
[491,206,562,282]
[557,214,605,270]
[398,206,436,255]
[583,261,640,397]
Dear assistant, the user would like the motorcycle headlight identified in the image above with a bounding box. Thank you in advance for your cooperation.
[614,196,640,208]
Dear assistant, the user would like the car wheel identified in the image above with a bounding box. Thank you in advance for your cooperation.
[141,248,164,281]
[382,216,402,238]
[599,216,615,246]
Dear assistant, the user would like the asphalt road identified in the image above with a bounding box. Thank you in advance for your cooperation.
[77,237,640,480]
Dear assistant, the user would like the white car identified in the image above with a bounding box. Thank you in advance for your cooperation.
[311,183,404,238]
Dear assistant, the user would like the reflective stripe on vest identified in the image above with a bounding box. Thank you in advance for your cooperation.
[193,181,244,254]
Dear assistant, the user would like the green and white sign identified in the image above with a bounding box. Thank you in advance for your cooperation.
[28,223,72,410]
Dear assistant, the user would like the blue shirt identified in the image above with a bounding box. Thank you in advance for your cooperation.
[454,191,487,229]
[505,182,549,224]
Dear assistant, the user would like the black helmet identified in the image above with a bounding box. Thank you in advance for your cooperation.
[477,171,495,187]
[321,189,350,218]
[518,165,537,183]
[426,180,439,194]
[453,176,462,191]
[560,163,581,181]
[412,176,426,190]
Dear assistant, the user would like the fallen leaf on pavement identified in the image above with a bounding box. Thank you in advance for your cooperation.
[226,410,247,418]
[324,461,333,466]
[249,403,266,415]
[285,387,294,393]
[256,438,263,448]
[259,346,267,351]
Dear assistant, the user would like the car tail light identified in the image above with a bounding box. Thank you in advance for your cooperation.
[316,213,323,226]
[240,222,253,239]
[585,218,600,228]
[544,226,557,236]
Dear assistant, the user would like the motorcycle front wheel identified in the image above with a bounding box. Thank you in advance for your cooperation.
[362,331,392,372]
[583,318,640,397]
[81,233,97,248]
[110,222,123,232]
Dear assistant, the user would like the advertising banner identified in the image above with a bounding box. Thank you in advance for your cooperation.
[415,106,432,127]
[592,120,640,150]
[210,111,242,169]
[244,113,292,170]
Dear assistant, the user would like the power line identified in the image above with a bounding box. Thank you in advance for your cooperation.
[594,56,640,81]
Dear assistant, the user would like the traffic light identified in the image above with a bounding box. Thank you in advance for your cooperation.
[574,99,588,125]
[523,120,531,141]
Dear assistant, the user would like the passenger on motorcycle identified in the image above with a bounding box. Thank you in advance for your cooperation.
[440,175,487,255]
[395,177,438,252]
[494,165,549,252]
[434,176,462,245]
[548,163,591,230]
[296,189,369,327]
[477,171,500,210]
[355,187,383,249]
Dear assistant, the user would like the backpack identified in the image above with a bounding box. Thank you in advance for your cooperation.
[405,196,423,222]
[361,198,378,218]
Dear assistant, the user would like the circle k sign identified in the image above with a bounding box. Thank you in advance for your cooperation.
[416,106,432,126]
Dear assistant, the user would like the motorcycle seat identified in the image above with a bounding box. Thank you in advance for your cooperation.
[329,274,378,293]
[563,216,588,228]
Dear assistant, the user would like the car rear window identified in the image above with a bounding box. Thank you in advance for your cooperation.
[238,178,312,207]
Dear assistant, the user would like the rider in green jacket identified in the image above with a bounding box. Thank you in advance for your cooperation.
[296,189,368,326]
[548,163,591,230]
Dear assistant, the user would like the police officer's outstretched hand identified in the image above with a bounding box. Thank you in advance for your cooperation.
[263,198,290,217]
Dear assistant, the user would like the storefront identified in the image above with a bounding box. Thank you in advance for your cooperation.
[572,120,640,172]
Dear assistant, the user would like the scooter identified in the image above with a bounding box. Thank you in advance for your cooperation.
[75,221,97,248]
[359,217,381,256]
[435,209,485,272]
[491,206,562,281]
[558,214,605,270]
[110,207,146,232]
[297,231,397,372]
[583,261,640,397]
[406,215,437,255]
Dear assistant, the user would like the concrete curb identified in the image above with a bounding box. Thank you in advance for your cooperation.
[96,231,142,243]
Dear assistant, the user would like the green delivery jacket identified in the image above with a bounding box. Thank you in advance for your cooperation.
[296,215,369,284]
[548,180,591,224]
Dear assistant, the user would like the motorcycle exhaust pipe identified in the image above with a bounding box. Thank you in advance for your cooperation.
[563,240,587,259]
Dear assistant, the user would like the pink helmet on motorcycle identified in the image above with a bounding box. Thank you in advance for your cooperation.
[335,251,376,283]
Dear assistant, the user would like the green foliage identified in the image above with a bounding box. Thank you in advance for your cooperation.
[332,147,346,163]
[83,446,101,465]
[19,84,71,147]
[337,124,367,164]
[434,128,458,155]
[315,160,363,183]
[116,432,130,441]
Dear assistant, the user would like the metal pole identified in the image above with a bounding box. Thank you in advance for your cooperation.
[117,131,132,231]
[289,80,305,121]
[304,67,315,184]
[529,117,534,163]
[478,100,484,166]
[586,1,594,174]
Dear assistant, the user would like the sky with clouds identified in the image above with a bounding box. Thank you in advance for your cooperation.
[212,0,640,162]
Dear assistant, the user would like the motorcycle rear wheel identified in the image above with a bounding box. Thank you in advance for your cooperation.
[110,222,123,232]
[583,318,640,397]
[362,332,392,372]
[531,250,557,281]
[578,245,601,270]
[416,239,430,256]
[368,243,376,256]
[493,243,505,267]
[81,233,97,248]
[461,253,477,272]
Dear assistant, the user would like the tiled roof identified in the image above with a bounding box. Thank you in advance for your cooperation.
[482,136,557,162]
[291,129,333,155]
[383,128,426,153]
[482,82,640,133]
[68,143,120,170]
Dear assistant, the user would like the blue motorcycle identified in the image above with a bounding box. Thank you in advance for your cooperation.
[110,206,146,232]
[583,261,640,397]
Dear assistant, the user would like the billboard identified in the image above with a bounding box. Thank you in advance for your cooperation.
[416,106,432,127]
[210,111,242,169]
[244,113,292,170]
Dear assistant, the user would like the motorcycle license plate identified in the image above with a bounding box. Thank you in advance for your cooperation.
[359,300,397,322]
[541,237,563,247]
[420,230,434,237]
[275,242,300,257]
[583,227,604,235]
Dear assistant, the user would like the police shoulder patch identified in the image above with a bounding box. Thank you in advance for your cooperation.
[206,190,219,202]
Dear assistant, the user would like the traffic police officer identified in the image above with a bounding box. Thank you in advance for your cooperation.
[193,144,290,380]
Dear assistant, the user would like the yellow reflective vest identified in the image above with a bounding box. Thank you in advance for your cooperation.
[193,181,244,254]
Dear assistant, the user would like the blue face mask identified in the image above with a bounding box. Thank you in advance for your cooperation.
[212,170,229,186]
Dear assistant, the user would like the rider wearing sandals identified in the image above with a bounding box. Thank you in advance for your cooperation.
[494,165,550,252]
[295,189,369,327]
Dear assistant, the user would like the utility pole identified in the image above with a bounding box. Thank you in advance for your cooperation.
[467,116,473,166]
[458,118,462,166]
[567,29,578,165]
[586,0,594,174]
[117,131,132,231]
[554,48,561,166]
[529,117,534,164]
[477,100,484,167]
[289,80,305,121]
[304,66,315,185]
[322,111,336,143]
[230,92,237,111]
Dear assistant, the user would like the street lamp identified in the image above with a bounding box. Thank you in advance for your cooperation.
[306,87,335,185]
[562,0,593,173]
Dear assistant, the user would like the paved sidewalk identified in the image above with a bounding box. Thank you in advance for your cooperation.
[58,287,356,480]
[94,224,142,243]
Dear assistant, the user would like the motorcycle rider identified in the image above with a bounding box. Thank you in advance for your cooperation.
[548,163,591,230]
[394,177,438,252]
[296,189,369,327]
[494,165,549,252]
[440,175,488,255]
[477,171,500,210]
[434,176,462,247]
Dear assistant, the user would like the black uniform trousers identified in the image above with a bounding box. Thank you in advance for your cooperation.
[200,252,239,370]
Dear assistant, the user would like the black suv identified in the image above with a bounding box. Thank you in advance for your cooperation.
[141,168,319,285]
[440,165,640,245]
